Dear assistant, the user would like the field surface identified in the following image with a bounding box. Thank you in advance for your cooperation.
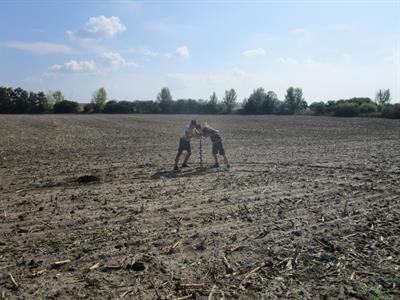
[0,114,399,299]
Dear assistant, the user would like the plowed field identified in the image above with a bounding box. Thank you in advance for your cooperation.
[1,114,399,299]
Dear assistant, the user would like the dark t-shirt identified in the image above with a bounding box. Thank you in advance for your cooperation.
[202,126,221,142]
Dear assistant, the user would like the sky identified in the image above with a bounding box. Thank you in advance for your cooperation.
[0,0,399,103]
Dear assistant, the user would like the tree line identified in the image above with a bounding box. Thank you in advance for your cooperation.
[0,85,398,118]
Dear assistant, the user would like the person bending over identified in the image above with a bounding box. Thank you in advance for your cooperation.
[196,123,230,168]
[174,120,197,171]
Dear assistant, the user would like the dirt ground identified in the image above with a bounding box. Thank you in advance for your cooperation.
[0,114,399,299]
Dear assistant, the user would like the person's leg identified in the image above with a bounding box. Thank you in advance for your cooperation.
[174,150,182,169]
[182,151,191,166]
[212,142,219,167]
[181,141,191,167]
[213,154,219,166]
[219,139,229,167]
[175,138,185,170]
[223,154,229,165]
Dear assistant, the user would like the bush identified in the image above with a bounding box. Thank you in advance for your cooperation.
[334,102,360,117]
[381,104,400,119]
[359,102,378,114]
[309,102,326,115]
[103,100,134,113]
[53,100,80,113]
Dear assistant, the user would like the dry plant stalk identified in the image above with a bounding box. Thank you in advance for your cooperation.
[208,285,217,300]
[243,262,266,280]
[9,273,18,289]
[53,259,71,266]
[89,262,100,271]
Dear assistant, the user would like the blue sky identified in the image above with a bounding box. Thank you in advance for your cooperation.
[0,0,399,103]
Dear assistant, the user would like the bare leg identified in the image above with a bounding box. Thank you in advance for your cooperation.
[213,154,218,164]
[223,154,229,165]
[174,151,182,168]
[182,152,191,165]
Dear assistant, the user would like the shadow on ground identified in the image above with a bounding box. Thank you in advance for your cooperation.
[151,166,225,179]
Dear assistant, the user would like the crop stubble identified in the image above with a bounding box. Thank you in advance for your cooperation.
[0,114,399,299]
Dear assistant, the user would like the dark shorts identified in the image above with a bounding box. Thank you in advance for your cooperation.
[178,138,191,154]
[212,139,225,155]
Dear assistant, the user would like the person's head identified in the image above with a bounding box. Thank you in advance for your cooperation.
[189,120,197,128]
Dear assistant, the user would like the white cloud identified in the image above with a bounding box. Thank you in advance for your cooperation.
[68,16,126,40]
[101,51,138,68]
[175,46,190,58]
[243,48,266,57]
[49,60,96,72]
[0,41,76,55]
[165,46,190,58]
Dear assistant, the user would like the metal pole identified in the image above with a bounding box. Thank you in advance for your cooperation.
[199,137,203,168]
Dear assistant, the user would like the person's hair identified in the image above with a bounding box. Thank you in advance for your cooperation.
[195,124,201,129]
[190,120,197,126]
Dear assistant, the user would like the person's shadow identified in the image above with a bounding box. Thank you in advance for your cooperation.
[151,166,224,179]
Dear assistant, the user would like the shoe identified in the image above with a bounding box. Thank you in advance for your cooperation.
[181,163,189,168]
[173,165,179,171]
[212,163,220,168]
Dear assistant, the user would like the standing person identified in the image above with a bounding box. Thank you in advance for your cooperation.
[196,123,230,168]
[174,120,197,171]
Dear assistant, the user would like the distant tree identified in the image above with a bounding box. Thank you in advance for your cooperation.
[223,88,237,113]
[381,103,400,119]
[13,87,29,113]
[53,100,80,113]
[157,87,173,113]
[52,90,65,103]
[284,87,307,114]
[309,102,326,115]
[103,100,134,113]
[334,102,359,117]
[244,88,266,114]
[375,89,391,105]
[263,91,278,113]
[91,87,107,112]
[0,86,14,113]
[359,102,378,114]
[205,92,218,113]
[36,92,48,113]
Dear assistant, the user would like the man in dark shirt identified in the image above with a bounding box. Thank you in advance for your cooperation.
[196,124,230,168]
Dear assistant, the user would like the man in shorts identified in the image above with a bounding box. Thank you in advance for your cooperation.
[196,123,230,168]
[174,120,197,171]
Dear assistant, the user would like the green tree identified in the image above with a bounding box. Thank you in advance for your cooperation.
[52,90,64,103]
[309,102,326,115]
[91,87,107,112]
[206,92,218,113]
[284,87,307,114]
[157,87,173,113]
[223,88,237,113]
[263,91,278,113]
[53,100,80,113]
[0,86,13,113]
[375,89,391,105]
[244,88,266,114]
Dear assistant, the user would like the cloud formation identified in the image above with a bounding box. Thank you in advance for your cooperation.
[243,48,266,57]
[166,46,190,58]
[67,16,126,40]
[101,52,138,68]
[49,60,96,72]
[0,41,76,55]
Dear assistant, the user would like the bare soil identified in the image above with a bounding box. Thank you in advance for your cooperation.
[0,114,399,299]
